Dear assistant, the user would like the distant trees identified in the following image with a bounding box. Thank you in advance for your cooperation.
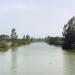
[25,34,30,40]
[22,35,26,45]
[45,36,51,43]
[63,16,75,49]
[23,35,25,40]
[0,28,33,51]
[11,28,18,43]
[45,36,63,46]
[11,28,18,46]
[0,35,10,41]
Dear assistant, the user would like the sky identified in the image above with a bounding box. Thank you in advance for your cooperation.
[0,0,75,38]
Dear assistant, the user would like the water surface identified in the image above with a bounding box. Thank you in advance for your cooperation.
[0,42,75,75]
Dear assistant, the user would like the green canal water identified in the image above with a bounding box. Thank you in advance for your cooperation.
[0,42,75,75]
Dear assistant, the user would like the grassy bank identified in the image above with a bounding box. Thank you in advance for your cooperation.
[45,36,64,47]
[0,39,33,52]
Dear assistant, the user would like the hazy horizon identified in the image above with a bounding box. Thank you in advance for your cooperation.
[0,0,75,38]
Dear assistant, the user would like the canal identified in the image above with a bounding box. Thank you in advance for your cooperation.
[0,42,75,75]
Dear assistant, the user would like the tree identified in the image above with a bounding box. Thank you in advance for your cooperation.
[11,28,18,43]
[26,34,30,40]
[0,35,10,41]
[63,16,75,49]
[22,35,26,45]
[22,35,25,40]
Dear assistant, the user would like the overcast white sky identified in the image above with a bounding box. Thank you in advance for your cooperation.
[0,0,75,38]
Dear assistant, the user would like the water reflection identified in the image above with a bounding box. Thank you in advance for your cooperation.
[64,51,75,75]
[11,48,18,75]
[1,42,75,75]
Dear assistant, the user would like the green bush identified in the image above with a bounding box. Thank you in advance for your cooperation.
[0,41,8,48]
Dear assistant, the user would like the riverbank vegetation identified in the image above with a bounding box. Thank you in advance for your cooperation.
[62,16,75,49]
[45,36,63,46]
[0,28,33,51]
[46,16,75,50]
[1,16,75,51]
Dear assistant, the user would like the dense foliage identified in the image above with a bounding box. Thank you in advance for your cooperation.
[63,16,75,49]
[45,36,63,46]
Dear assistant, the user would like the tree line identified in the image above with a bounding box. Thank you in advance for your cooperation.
[0,28,33,51]
[0,16,75,51]
[45,16,75,50]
